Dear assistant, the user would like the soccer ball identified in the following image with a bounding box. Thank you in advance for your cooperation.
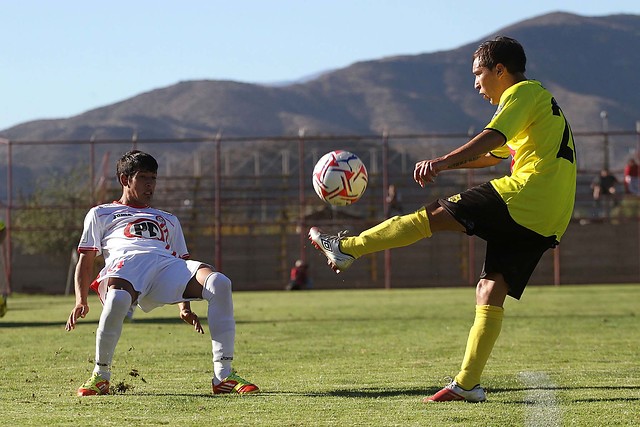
[312,150,368,206]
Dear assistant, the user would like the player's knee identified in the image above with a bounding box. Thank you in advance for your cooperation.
[106,288,133,311]
[475,275,508,306]
[107,278,138,304]
[215,273,232,293]
[99,288,132,328]
[202,272,232,302]
[476,279,491,300]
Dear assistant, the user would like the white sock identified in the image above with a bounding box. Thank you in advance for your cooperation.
[213,337,234,384]
[94,288,131,381]
[202,272,235,384]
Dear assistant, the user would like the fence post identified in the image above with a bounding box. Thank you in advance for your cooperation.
[553,247,560,286]
[637,121,640,282]
[214,132,223,271]
[382,131,391,289]
[89,136,95,205]
[298,128,307,265]
[5,138,12,293]
[466,169,476,286]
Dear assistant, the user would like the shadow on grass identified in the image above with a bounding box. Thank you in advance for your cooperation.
[324,387,432,398]
[279,385,640,403]
[0,317,190,328]
[107,385,640,403]
[0,315,437,328]
[3,311,637,329]
[128,389,432,399]
[0,320,72,328]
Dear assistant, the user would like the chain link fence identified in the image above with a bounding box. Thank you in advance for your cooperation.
[1,129,639,294]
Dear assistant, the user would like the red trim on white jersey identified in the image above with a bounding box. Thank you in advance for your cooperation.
[78,202,190,262]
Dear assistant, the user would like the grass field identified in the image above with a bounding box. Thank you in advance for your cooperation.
[1,284,638,426]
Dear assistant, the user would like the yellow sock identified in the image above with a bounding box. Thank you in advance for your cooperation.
[454,305,504,390]
[340,207,432,258]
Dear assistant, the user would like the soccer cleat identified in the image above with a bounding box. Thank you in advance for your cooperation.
[0,294,6,318]
[213,371,259,394]
[77,373,110,396]
[308,227,355,273]
[424,380,486,403]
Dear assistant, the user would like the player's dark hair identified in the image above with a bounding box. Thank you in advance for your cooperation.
[473,36,526,74]
[116,150,158,180]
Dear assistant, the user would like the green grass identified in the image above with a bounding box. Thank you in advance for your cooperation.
[1,284,639,426]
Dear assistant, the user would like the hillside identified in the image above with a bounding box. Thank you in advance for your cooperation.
[3,12,640,142]
[1,11,639,189]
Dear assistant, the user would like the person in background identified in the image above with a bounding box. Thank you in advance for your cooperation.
[623,158,639,196]
[286,259,310,290]
[386,184,404,217]
[591,169,618,217]
[65,150,258,396]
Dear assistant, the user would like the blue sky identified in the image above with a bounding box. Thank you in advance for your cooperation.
[2,1,639,130]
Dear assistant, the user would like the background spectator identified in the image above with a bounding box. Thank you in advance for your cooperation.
[623,158,640,195]
[386,184,404,217]
[591,169,618,217]
[286,260,311,290]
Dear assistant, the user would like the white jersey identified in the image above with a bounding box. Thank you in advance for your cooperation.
[78,202,189,261]
[78,202,202,312]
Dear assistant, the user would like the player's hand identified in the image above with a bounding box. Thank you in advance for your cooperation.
[414,159,443,187]
[180,309,204,334]
[66,303,89,331]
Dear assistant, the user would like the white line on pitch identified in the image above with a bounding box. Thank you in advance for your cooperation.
[518,371,561,427]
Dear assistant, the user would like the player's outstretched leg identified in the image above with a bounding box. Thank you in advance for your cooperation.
[308,227,355,273]
[309,208,433,273]
[202,271,259,394]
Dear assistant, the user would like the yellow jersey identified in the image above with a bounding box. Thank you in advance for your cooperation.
[487,80,577,240]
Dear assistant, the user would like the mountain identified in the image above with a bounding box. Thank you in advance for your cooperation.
[2,12,639,154]
[0,12,640,189]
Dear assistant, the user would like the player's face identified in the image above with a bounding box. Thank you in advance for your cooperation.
[472,57,503,105]
[125,170,157,206]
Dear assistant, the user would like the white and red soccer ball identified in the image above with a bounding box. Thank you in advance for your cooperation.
[312,150,368,206]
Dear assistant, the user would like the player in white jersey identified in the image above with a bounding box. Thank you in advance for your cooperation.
[66,150,258,396]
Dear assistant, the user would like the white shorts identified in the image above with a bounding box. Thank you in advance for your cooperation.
[91,253,206,312]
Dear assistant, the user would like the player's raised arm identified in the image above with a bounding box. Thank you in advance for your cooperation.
[65,250,97,331]
[414,129,505,187]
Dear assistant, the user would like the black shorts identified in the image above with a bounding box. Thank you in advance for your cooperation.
[438,182,558,299]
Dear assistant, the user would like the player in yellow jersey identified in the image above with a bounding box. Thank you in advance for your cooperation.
[309,36,576,403]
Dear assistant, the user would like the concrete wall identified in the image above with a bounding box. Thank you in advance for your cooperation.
[7,218,639,295]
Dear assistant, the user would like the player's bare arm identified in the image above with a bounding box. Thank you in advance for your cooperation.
[66,250,97,331]
[414,129,506,186]
[179,301,204,334]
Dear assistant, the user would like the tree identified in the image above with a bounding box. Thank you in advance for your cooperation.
[13,169,93,257]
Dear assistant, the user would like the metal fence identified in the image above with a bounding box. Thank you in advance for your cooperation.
[1,128,640,294]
